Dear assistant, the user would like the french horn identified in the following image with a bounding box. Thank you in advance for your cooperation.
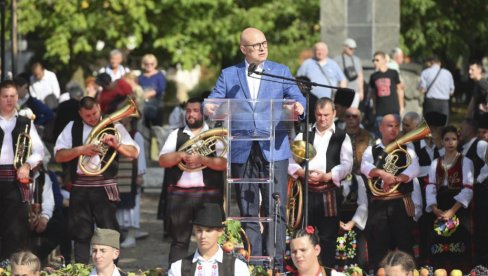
[368,120,431,197]
[79,98,140,176]
[177,127,228,172]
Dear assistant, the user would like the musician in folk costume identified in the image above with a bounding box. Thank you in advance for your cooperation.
[360,114,420,272]
[158,96,227,264]
[54,96,140,264]
[459,118,488,266]
[288,97,353,267]
[0,80,44,260]
[425,125,474,271]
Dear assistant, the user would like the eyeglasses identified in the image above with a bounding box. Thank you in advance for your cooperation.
[345,114,359,119]
[372,59,380,62]
[244,41,268,50]
[144,62,155,66]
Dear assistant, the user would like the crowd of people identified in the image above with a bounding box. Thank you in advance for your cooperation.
[1,25,488,276]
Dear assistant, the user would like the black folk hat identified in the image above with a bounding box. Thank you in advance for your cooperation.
[424,111,447,127]
[478,113,488,129]
[192,203,225,228]
[334,88,355,108]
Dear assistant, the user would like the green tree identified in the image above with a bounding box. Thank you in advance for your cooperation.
[14,0,320,83]
[401,0,488,66]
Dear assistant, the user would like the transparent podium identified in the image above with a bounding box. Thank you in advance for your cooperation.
[204,98,298,265]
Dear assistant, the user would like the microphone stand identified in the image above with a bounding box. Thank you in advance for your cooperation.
[272,193,280,275]
[251,68,353,227]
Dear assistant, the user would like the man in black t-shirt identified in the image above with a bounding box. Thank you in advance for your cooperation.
[369,51,403,138]
[467,61,488,120]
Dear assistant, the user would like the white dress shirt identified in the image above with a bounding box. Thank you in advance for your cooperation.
[340,175,368,230]
[462,137,488,184]
[54,121,140,175]
[32,169,55,220]
[159,123,226,188]
[29,69,61,102]
[245,60,263,100]
[168,247,250,276]
[89,265,122,276]
[288,124,353,186]
[425,156,474,212]
[0,113,44,167]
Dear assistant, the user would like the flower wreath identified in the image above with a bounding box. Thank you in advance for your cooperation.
[335,230,357,260]
[434,215,459,237]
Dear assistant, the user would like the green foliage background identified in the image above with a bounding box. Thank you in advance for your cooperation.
[11,0,320,82]
[2,0,487,89]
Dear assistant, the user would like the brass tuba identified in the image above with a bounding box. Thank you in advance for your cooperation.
[368,120,431,197]
[14,108,36,169]
[79,98,140,176]
[177,127,228,172]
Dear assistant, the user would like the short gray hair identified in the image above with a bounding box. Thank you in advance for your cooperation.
[403,111,421,126]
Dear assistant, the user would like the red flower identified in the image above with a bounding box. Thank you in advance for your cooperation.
[305,226,315,234]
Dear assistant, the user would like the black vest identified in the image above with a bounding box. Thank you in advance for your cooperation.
[68,119,118,182]
[163,128,224,190]
[413,140,439,167]
[305,127,347,173]
[465,139,484,180]
[181,252,236,276]
[0,115,31,158]
[368,144,414,195]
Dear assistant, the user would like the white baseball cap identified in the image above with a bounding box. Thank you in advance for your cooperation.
[343,38,357,49]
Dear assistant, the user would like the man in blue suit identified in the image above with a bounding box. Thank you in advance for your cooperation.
[206,27,306,270]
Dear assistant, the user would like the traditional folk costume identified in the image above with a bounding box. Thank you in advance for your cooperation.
[361,143,419,271]
[54,119,139,264]
[335,128,373,270]
[425,154,474,271]
[0,113,44,260]
[158,123,225,263]
[288,124,353,267]
[462,137,488,266]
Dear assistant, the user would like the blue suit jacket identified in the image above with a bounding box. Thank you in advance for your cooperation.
[209,60,306,163]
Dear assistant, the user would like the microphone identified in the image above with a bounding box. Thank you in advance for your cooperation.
[272,192,280,202]
[248,63,257,77]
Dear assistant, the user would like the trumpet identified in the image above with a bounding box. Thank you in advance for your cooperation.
[14,108,36,170]
[79,98,139,176]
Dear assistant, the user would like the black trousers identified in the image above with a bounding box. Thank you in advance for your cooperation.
[0,180,30,260]
[474,184,488,266]
[365,198,414,271]
[69,186,119,264]
[308,191,340,267]
[32,207,71,264]
[166,187,222,263]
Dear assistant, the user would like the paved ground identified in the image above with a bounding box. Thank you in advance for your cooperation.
[118,193,174,273]
[117,167,197,273]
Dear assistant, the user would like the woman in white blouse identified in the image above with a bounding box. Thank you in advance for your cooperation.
[425,125,474,272]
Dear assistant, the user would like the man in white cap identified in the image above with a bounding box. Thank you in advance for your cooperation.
[334,38,364,108]
[90,228,126,276]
